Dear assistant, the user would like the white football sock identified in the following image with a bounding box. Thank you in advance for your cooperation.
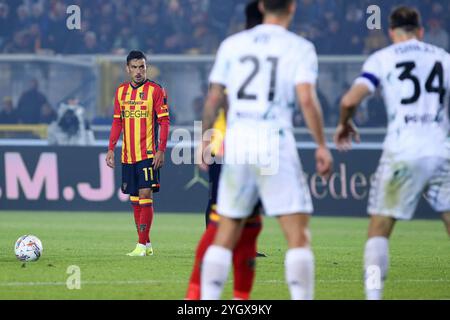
[201,245,232,300]
[364,236,389,300]
[285,247,315,300]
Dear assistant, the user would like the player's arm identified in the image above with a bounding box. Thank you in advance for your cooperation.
[296,84,326,146]
[198,39,229,168]
[296,83,332,177]
[204,39,229,135]
[334,53,381,151]
[295,43,332,177]
[106,90,122,169]
[195,84,226,171]
[334,84,371,150]
[199,84,226,167]
[153,86,170,170]
[202,84,226,135]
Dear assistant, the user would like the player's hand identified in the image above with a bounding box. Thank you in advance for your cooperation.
[334,121,360,151]
[153,150,165,170]
[195,144,209,172]
[315,145,333,178]
[106,150,115,169]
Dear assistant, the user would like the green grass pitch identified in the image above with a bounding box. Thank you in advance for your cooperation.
[0,211,449,300]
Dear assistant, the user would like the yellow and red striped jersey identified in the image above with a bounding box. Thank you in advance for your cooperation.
[109,79,170,164]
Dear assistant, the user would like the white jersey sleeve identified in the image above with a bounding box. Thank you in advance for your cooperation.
[209,40,231,86]
[354,52,382,93]
[294,43,318,85]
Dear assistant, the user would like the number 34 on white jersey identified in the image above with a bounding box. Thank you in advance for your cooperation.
[355,39,450,158]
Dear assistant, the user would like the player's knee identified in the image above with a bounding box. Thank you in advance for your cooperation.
[214,219,244,249]
[287,229,310,248]
[368,216,394,238]
[139,188,152,199]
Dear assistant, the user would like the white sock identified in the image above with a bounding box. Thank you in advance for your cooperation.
[146,242,152,248]
[201,245,232,300]
[137,243,146,250]
[285,248,315,300]
[364,237,389,300]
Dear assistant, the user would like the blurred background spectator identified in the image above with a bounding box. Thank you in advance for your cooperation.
[16,78,50,124]
[40,102,57,124]
[0,96,18,124]
[363,29,389,55]
[47,97,95,145]
[0,2,11,49]
[424,17,449,50]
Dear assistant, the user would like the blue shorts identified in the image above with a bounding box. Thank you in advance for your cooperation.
[121,158,160,195]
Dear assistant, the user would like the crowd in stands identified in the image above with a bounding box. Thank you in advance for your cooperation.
[0,0,449,55]
[0,0,448,130]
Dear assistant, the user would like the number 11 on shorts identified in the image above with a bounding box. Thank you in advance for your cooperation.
[143,167,154,181]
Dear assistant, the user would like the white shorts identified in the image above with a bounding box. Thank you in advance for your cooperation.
[368,153,450,220]
[217,129,313,219]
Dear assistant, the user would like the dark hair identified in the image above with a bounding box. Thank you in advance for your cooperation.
[389,6,422,32]
[262,0,293,14]
[126,50,147,65]
[246,1,263,29]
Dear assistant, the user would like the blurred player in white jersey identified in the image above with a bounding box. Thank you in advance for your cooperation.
[334,6,450,300]
[199,0,333,300]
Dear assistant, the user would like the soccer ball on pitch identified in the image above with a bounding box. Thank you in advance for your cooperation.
[14,235,43,262]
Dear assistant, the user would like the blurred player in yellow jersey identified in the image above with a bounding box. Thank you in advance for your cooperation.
[186,1,264,300]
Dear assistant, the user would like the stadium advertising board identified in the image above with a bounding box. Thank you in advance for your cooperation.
[0,146,435,219]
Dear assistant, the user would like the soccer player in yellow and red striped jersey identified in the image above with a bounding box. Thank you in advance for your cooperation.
[106,50,170,256]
